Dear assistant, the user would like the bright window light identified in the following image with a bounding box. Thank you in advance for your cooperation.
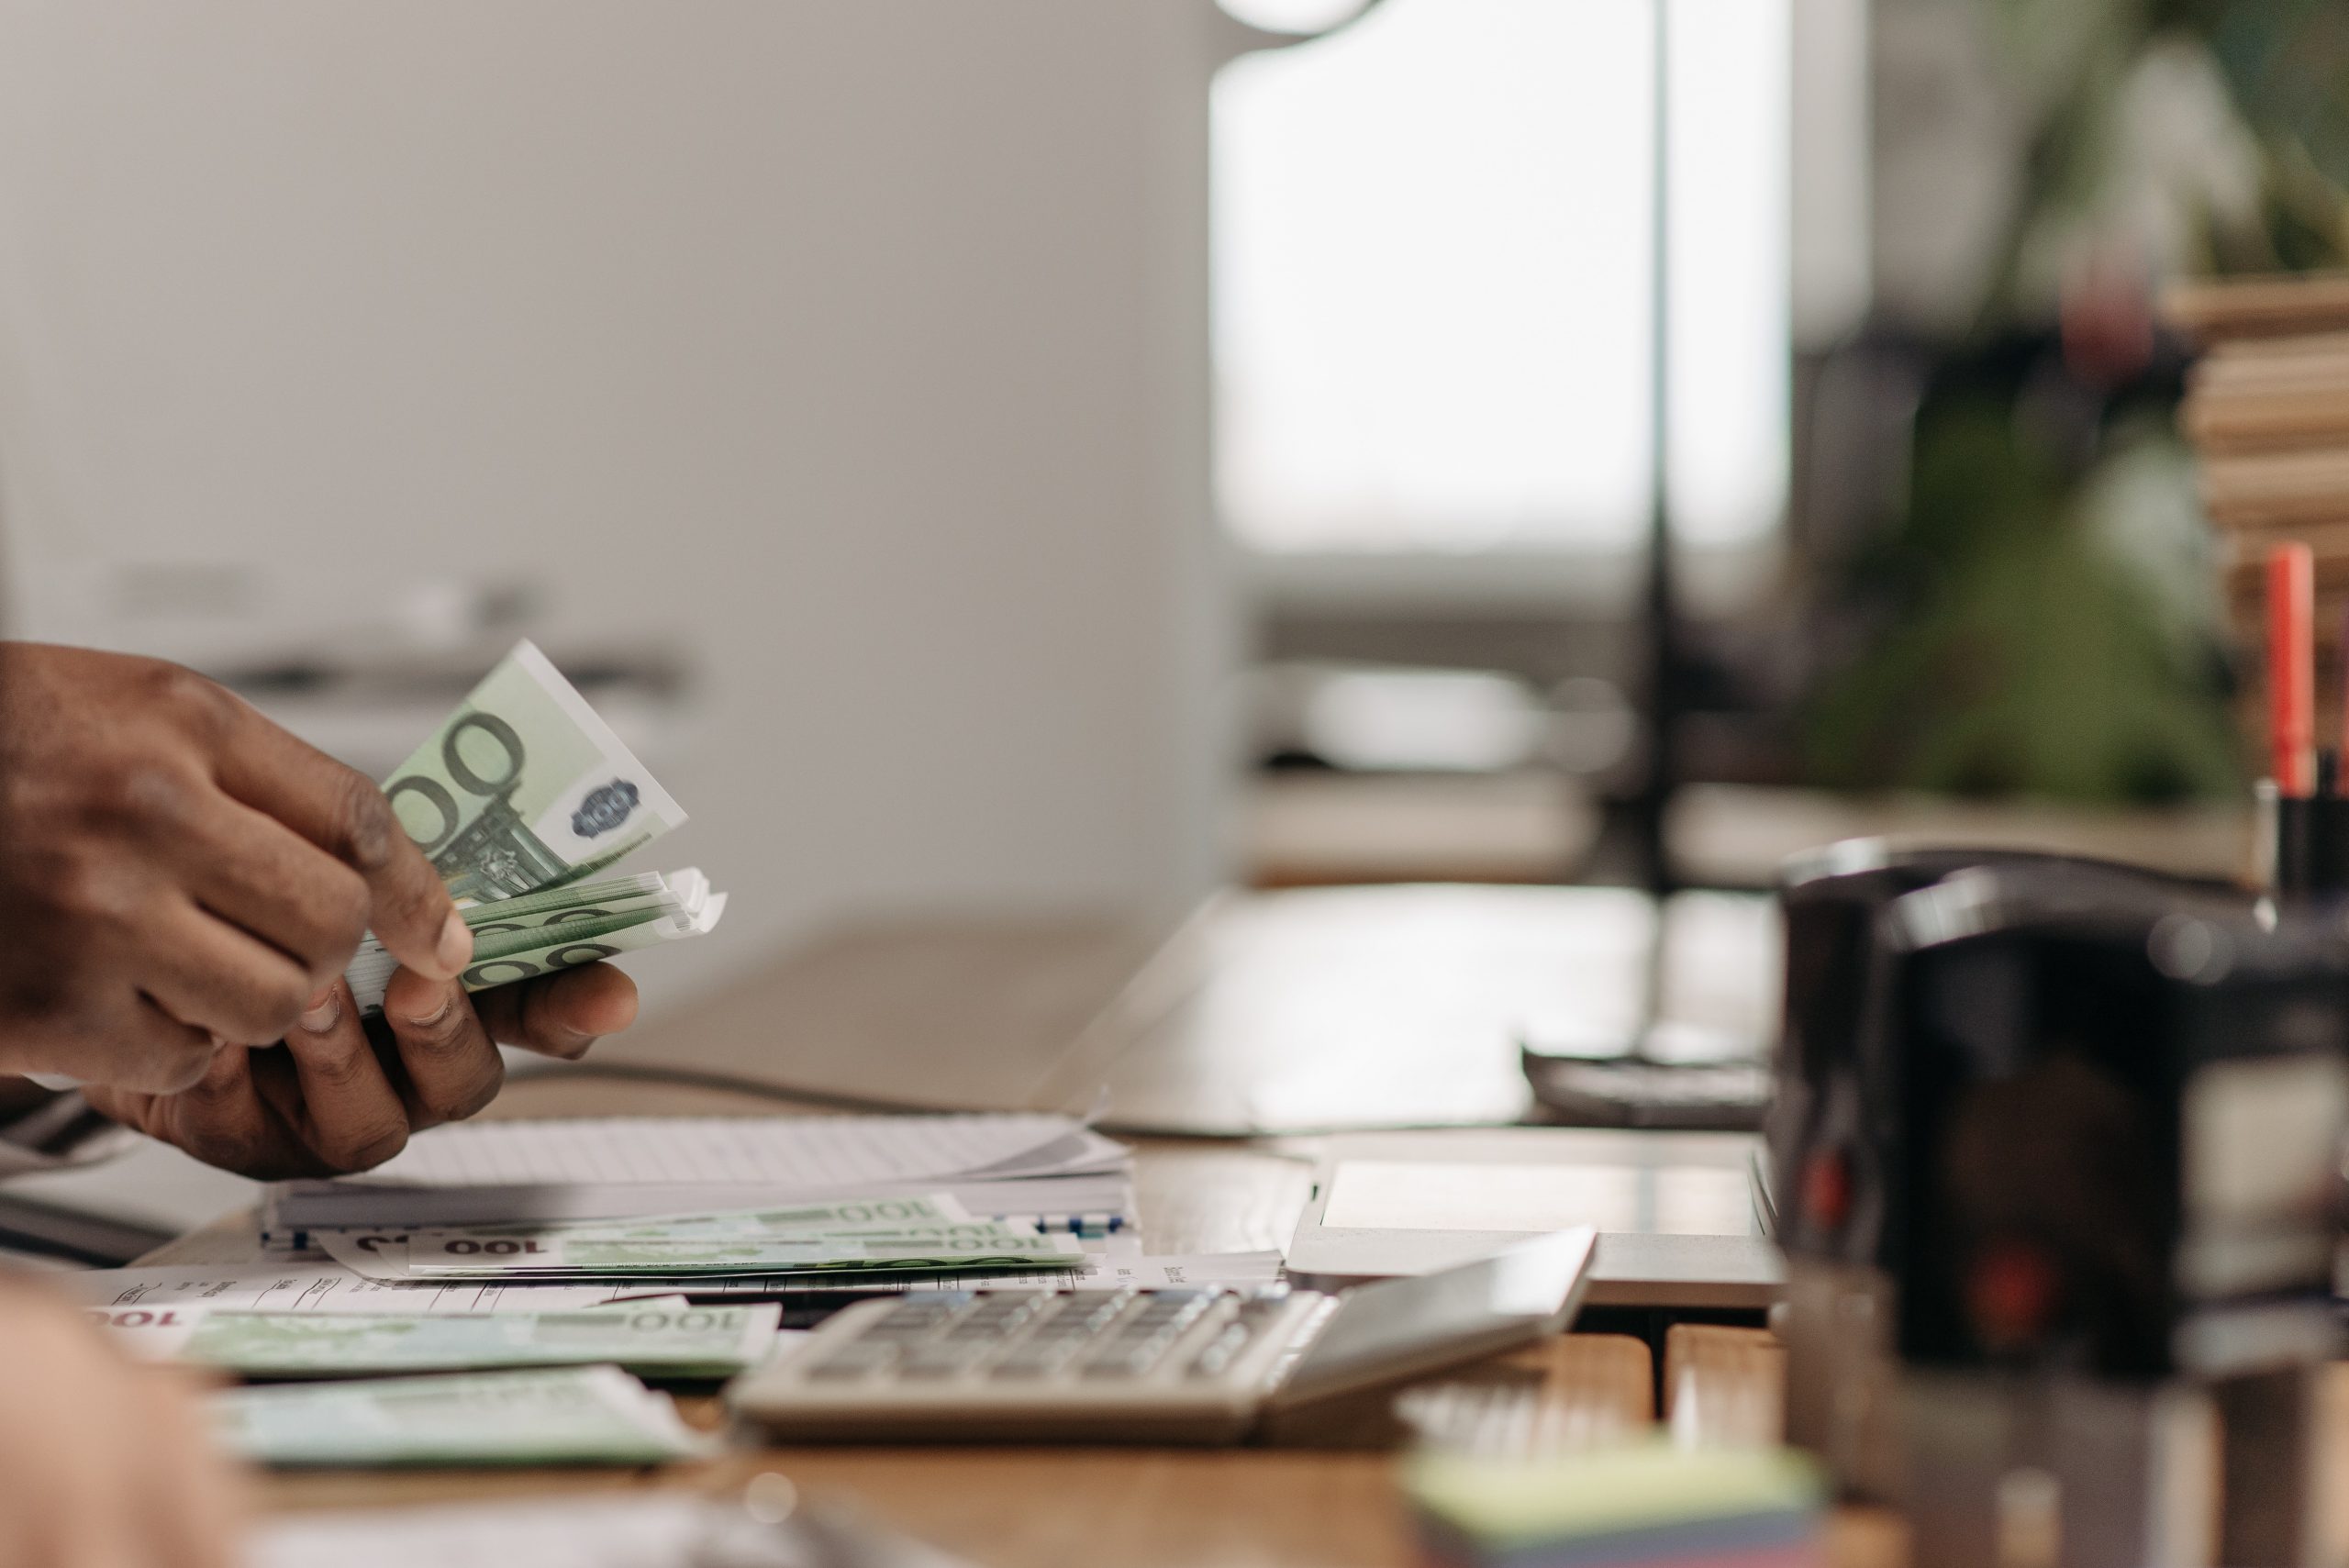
[1212,0,1789,556]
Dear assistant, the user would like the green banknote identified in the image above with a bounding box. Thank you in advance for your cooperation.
[428,1193,974,1244]
[338,640,725,1013]
[404,1229,1087,1278]
[448,869,680,927]
[184,1304,782,1379]
[212,1365,713,1468]
[346,867,725,1011]
[451,890,728,993]
[381,640,686,906]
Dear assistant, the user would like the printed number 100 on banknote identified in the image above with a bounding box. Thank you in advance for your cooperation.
[381,643,686,906]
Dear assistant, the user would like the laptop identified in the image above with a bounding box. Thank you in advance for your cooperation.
[1284,1129,1782,1309]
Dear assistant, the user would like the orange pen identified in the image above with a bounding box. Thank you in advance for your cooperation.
[2270,542,2315,796]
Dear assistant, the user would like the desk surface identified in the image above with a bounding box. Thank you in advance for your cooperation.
[245,1077,1860,1568]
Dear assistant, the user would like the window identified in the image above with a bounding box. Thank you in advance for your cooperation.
[1213,0,1791,559]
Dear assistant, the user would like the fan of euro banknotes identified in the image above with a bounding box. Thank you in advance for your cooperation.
[341,641,725,1012]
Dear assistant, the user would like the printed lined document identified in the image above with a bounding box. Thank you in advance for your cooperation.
[265,1114,1135,1231]
[64,1264,644,1318]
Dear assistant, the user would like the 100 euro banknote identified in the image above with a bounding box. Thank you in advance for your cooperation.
[346,867,724,1012]
[411,1193,975,1244]
[383,640,685,906]
[340,642,725,1009]
[403,1228,1086,1278]
[213,1365,713,1468]
[182,1303,783,1379]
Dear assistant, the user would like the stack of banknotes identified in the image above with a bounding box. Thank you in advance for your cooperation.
[318,1193,1090,1284]
[123,1301,783,1380]
[184,1195,1089,1467]
[215,1364,717,1467]
[341,640,724,1012]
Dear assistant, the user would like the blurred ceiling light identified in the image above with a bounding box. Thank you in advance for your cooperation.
[1299,667,1549,773]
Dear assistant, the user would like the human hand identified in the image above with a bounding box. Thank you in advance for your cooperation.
[0,642,472,1091]
[0,1274,247,1568]
[84,963,639,1179]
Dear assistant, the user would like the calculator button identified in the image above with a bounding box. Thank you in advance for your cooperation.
[804,1341,904,1380]
[900,1344,994,1379]
[863,1298,968,1333]
[945,1297,1047,1340]
[1080,1346,1168,1380]
[988,1344,1084,1379]
[1185,1326,1254,1378]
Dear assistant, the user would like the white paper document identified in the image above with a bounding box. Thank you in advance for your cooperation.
[264,1114,1132,1231]
[63,1263,659,1351]
[518,1250,1289,1297]
[248,1494,975,1568]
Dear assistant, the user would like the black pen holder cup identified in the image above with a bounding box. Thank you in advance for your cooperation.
[2256,779,2349,901]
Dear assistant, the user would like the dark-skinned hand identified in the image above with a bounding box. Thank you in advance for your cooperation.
[0,642,472,1093]
[85,962,639,1179]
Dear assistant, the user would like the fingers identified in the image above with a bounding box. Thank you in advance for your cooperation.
[471,962,639,1060]
[143,1047,284,1178]
[79,1079,155,1137]
[280,978,410,1172]
[138,900,316,1046]
[205,695,470,984]
[130,1368,250,1568]
[98,997,222,1095]
[380,970,505,1126]
[171,795,372,982]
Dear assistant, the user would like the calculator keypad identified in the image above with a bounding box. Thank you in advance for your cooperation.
[796,1287,1289,1387]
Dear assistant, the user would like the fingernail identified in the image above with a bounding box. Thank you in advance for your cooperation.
[436,910,473,976]
[297,986,340,1034]
[403,990,455,1029]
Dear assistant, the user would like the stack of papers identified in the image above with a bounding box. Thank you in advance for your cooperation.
[262,1112,1136,1234]
[67,1111,1293,1468]
[316,1193,1092,1284]
[2165,274,2349,720]
[1405,1445,1825,1568]
[256,1111,1152,1297]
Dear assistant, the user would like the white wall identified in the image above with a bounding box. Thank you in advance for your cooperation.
[0,2,1250,1013]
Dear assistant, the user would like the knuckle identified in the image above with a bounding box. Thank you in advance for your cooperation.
[90,759,198,835]
[179,1061,248,1110]
[184,1118,278,1179]
[239,976,312,1043]
[147,660,233,740]
[436,1058,505,1122]
[295,1034,372,1092]
[143,1040,221,1095]
[322,871,373,957]
[318,1117,408,1173]
[329,773,402,874]
[42,851,137,928]
[400,998,472,1053]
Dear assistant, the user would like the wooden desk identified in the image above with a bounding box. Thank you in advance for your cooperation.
[250,1076,1660,1568]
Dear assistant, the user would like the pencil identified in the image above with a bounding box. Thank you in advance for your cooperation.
[2270,541,2315,795]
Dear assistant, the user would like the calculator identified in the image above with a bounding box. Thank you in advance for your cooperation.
[725,1229,1595,1445]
